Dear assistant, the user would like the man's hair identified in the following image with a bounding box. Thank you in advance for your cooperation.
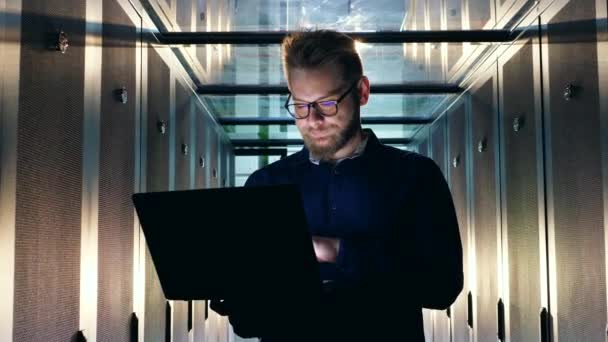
[281,30,363,85]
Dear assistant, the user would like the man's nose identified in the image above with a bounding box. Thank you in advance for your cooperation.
[307,104,325,122]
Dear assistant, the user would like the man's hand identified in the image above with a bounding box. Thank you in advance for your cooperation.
[312,236,340,263]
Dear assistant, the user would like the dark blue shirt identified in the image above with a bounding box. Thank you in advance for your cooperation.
[246,129,463,340]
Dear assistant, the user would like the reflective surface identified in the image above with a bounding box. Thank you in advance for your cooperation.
[148,0,501,147]
[201,94,449,117]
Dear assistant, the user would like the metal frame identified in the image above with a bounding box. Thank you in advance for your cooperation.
[80,0,104,340]
[231,137,412,147]
[197,83,462,95]
[0,0,20,340]
[218,116,434,126]
[131,4,146,341]
[138,7,150,342]
[155,29,513,45]
[598,0,608,335]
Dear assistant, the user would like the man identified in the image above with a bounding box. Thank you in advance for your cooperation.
[213,29,463,341]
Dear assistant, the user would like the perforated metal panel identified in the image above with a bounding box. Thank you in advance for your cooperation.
[97,0,137,340]
[193,301,206,341]
[13,1,85,340]
[471,77,499,342]
[448,103,469,342]
[145,247,167,340]
[195,107,207,189]
[146,48,170,193]
[226,144,234,186]
[418,139,429,157]
[431,117,447,173]
[209,127,219,188]
[502,41,541,342]
[173,301,189,342]
[431,117,450,342]
[175,82,192,191]
[423,309,434,341]
[545,1,606,340]
[145,47,170,341]
[228,149,236,186]
[220,141,228,188]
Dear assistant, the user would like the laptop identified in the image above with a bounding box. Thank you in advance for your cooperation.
[132,184,323,303]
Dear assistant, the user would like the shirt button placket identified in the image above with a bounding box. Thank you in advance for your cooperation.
[329,166,339,215]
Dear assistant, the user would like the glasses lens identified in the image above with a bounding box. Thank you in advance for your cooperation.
[315,101,338,116]
[286,103,309,118]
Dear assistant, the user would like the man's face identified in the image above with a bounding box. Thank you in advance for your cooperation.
[287,67,369,160]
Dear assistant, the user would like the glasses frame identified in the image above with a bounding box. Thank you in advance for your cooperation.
[284,80,359,119]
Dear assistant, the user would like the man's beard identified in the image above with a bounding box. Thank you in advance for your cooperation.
[303,108,361,161]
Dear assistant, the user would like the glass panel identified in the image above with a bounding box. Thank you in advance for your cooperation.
[200,94,449,118]
[189,0,409,32]
[182,43,455,84]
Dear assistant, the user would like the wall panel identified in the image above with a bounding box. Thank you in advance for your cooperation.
[13,1,85,340]
[430,116,451,342]
[97,0,138,340]
[144,46,171,341]
[448,103,469,342]
[542,0,607,339]
[175,81,192,191]
[500,39,543,342]
[470,73,500,342]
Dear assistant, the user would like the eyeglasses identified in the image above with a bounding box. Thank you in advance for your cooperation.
[284,81,359,119]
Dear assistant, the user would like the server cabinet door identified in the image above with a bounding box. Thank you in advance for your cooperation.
[418,139,430,158]
[193,300,207,341]
[98,1,139,341]
[145,46,171,341]
[195,106,207,189]
[173,300,189,342]
[228,148,235,187]
[423,309,434,342]
[448,102,470,342]
[470,71,500,342]
[418,134,433,341]
[173,80,193,342]
[499,34,545,342]
[175,81,192,191]
[541,0,606,340]
[430,116,451,342]
[431,115,448,175]
[13,1,86,340]
[209,126,219,188]
[221,141,229,188]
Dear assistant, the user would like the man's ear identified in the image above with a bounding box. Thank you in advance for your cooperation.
[358,76,370,106]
